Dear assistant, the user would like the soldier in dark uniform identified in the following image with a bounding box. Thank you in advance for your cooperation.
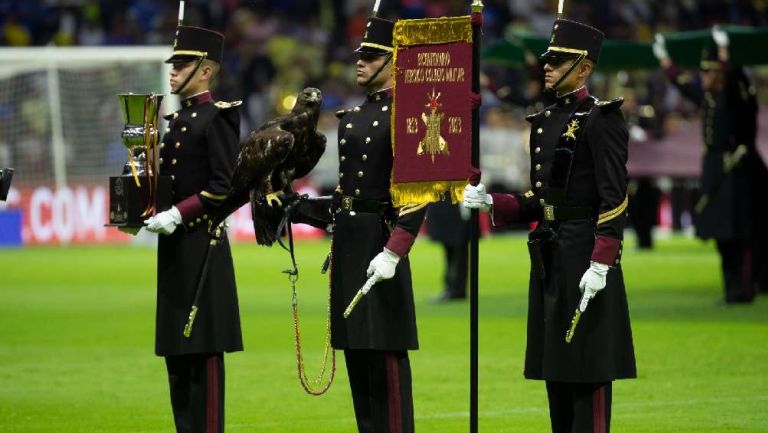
[653,27,768,301]
[463,19,636,433]
[293,16,425,433]
[141,26,242,433]
[426,198,469,302]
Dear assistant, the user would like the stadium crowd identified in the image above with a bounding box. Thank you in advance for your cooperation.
[2,0,767,132]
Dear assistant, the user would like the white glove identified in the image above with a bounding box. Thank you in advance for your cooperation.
[652,34,669,61]
[366,248,400,282]
[578,261,610,300]
[462,183,493,212]
[143,206,182,235]
[712,25,729,48]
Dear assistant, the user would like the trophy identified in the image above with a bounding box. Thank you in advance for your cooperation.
[108,93,172,227]
[0,167,13,201]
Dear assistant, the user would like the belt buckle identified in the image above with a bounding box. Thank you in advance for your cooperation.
[543,204,555,221]
[341,196,353,211]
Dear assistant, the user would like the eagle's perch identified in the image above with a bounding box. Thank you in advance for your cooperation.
[209,87,326,244]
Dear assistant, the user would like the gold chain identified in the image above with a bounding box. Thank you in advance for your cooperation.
[291,248,335,396]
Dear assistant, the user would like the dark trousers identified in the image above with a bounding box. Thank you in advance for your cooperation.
[344,349,414,433]
[716,240,756,303]
[165,353,225,433]
[442,241,468,298]
[546,381,612,433]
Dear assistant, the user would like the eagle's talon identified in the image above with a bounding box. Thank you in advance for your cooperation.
[265,192,284,207]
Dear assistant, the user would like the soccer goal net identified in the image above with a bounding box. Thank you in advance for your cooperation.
[0,46,172,189]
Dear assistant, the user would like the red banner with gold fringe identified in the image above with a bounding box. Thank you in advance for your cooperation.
[390,16,474,207]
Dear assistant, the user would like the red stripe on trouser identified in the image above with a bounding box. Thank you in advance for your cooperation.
[207,356,219,433]
[385,353,403,433]
[592,385,605,433]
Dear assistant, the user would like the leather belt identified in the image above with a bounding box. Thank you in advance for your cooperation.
[543,203,593,222]
[338,195,390,214]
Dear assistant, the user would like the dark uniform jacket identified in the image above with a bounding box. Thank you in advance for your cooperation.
[328,88,426,351]
[664,63,768,241]
[491,87,637,382]
[155,91,243,356]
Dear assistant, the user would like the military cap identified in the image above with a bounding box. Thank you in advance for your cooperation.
[540,19,605,64]
[699,43,721,71]
[166,26,224,64]
[355,16,395,54]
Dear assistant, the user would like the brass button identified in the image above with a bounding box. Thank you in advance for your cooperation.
[545,110,551,117]
[339,172,344,178]
[340,138,346,145]
[159,158,164,164]
[535,181,542,188]
[203,214,208,220]
[382,106,389,111]
[346,123,353,129]
[160,143,165,149]
[373,121,379,127]
[375,95,381,101]
[191,112,197,118]
[362,154,368,161]
[365,137,371,143]
[171,158,177,165]
[537,128,543,134]
[535,147,541,154]
[355,189,361,196]
[539,198,545,205]
[171,175,175,180]
[196,218,201,223]
[181,126,187,132]
[188,222,194,228]
[357,171,364,178]
[353,106,361,112]
[173,113,179,119]
[535,164,541,171]
[340,156,346,162]
[175,142,181,148]
[165,127,171,132]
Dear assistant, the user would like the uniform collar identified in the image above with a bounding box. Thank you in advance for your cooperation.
[555,86,589,107]
[181,91,212,108]
[366,87,392,102]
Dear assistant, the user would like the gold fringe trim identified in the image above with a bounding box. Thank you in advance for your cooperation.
[393,16,473,47]
[390,180,469,208]
[597,195,628,225]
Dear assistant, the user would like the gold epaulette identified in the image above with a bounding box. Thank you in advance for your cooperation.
[335,108,352,119]
[596,97,624,112]
[214,100,243,110]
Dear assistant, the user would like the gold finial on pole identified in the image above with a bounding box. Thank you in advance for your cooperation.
[372,0,381,16]
[557,0,564,19]
[471,0,484,13]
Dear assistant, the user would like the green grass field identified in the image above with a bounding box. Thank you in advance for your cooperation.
[1,234,767,433]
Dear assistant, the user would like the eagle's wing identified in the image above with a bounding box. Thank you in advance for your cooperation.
[208,127,294,233]
[292,130,327,180]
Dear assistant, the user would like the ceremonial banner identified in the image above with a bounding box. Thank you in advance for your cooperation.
[391,16,475,207]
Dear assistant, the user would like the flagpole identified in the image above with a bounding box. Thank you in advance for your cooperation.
[470,2,483,433]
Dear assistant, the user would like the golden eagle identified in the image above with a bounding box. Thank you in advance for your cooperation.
[209,87,326,245]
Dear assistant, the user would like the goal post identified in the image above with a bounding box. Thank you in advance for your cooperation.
[0,46,173,189]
